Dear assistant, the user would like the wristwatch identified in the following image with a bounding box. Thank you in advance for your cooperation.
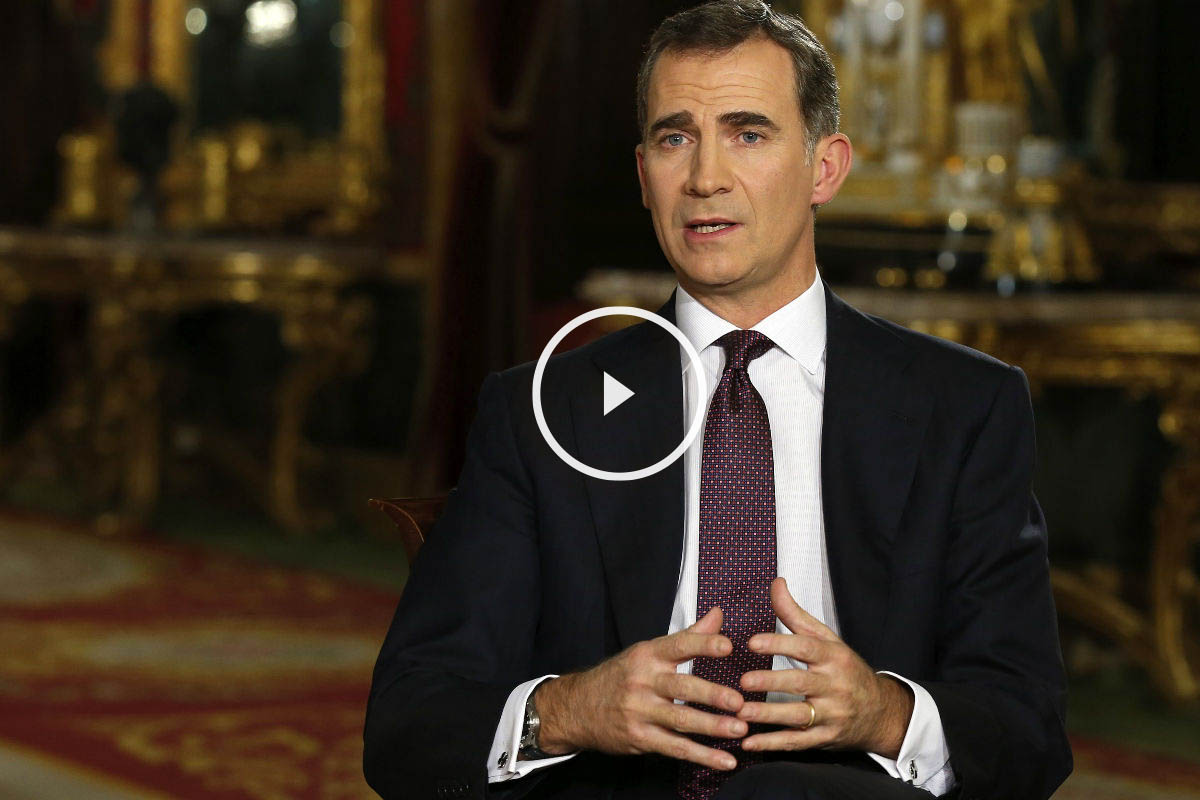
[518,681,552,760]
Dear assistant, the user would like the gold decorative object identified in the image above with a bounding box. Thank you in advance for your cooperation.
[55,133,114,226]
[985,139,1099,286]
[985,185,1097,285]
[952,0,1027,106]
[55,0,387,235]
[96,0,142,91]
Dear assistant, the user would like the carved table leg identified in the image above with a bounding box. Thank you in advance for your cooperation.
[1149,386,1200,702]
[88,292,163,528]
[268,295,372,534]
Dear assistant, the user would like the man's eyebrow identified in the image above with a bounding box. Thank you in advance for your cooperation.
[648,111,695,135]
[647,110,780,136]
[719,111,779,131]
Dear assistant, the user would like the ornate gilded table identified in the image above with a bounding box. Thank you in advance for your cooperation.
[0,226,389,534]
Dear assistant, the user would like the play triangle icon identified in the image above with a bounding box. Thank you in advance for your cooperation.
[603,372,635,416]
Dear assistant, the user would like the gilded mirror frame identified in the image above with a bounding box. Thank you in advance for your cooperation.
[65,0,386,234]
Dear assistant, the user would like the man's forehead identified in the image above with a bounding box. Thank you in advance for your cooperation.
[647,39,798,118]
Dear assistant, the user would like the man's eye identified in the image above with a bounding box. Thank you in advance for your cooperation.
[740,131,762,144]
[663,133,686,147]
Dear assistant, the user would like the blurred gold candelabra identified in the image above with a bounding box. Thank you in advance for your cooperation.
[796,0,1098,287]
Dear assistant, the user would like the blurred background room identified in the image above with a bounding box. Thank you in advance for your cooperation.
[0,0,1197,797]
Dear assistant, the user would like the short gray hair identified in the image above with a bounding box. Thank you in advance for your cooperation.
[636,0,840,156]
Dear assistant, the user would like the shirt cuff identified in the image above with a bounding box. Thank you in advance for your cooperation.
[486,675,579,783]
[866,671,956,796]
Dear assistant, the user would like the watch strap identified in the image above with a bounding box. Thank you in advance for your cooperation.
[518,681,552,760]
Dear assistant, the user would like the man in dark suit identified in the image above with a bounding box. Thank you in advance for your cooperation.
[365,2,1071,799]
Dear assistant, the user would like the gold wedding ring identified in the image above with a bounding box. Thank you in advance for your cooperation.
[800,701,817,730]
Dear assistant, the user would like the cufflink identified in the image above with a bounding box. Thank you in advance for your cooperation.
[498,751,508,769]
[909,760,917,781]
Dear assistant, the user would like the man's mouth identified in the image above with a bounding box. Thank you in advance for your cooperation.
[686,219,738,234]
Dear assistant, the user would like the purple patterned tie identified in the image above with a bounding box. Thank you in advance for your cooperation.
[678,329,778,800]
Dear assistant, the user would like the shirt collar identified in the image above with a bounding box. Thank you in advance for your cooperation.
[673,271,826,375]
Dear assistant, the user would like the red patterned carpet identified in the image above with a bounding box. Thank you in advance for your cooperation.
[0,511,1196,799]
[0,511,399,799]
[1061,737,1200,799]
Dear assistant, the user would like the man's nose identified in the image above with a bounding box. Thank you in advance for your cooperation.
[685,138,733,197]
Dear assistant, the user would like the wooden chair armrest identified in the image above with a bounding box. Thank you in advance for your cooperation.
[368,496,448,564]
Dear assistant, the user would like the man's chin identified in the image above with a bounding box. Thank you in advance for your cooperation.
[673,265,753,294]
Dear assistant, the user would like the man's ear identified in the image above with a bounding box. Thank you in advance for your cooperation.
[635,143,650,209]
[810,133,852,207]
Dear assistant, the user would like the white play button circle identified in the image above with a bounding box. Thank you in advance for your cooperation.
[531,306,706,482]
[602,372,635,416]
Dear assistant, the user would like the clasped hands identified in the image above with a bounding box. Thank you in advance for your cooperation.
[535,577,913,772]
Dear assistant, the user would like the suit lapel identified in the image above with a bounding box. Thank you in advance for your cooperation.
[573,297,686,650]
[821,285,931,664]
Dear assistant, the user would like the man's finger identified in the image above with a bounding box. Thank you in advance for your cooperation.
[666,607,729,662]
[650,700,748,740]
[742,725,830,753]
[663,630,731,663]
[736,699,824,728]
[643,726,738,771]
[654,671,744,712]
[771,578,838,641]
[688,605,723,634]
[737,667,825,696]
[747,631,828,664]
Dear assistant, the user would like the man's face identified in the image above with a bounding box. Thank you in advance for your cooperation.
[637,38,820,298]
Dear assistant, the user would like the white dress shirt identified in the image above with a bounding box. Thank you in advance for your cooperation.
[488,275,954,794]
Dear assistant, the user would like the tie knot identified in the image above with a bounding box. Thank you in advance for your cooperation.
[717,329,774,370]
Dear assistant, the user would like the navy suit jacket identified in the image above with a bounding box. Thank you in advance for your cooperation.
[364,285,1072,800]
